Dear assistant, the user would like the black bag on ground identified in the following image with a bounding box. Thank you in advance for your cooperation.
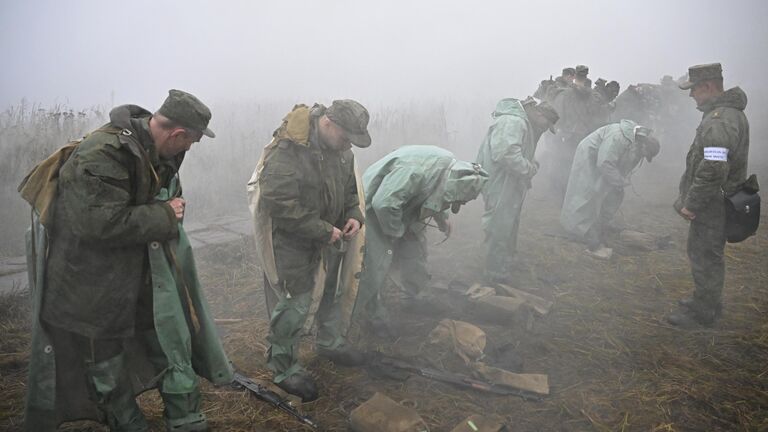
[725,174,760,243]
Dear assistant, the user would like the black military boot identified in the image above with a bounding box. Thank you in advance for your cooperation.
[317,344,369,366]
[276,372,319,402]
[667,303,721,328]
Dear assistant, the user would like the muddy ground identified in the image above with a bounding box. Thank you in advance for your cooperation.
[1,182,767,431]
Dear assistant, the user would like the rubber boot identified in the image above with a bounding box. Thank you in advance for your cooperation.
[162,388,208,432]
[85,353,149,432]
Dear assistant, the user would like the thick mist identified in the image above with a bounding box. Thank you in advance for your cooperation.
[1,0,767,250]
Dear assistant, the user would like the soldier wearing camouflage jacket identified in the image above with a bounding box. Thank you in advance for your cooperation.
[669,63,750,327]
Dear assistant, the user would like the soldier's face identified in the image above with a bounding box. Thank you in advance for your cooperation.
[689,81,717,107]
[158,129,201,158]
[320,117,352,151]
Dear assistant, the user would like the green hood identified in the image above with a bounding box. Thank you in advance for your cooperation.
[492,98,527,120]
[699,87,748,113]
[109,104,152,129]
[443,161,489,204]
[618,119,639,142]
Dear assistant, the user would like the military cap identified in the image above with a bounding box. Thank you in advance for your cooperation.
[534,101,560,133]
[562,67,576,76]
[678,63,722,90]
[326,99,371,148]
[575,65,589,77]
[158,89,215,138]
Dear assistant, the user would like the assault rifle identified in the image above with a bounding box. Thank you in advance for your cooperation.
[369,352,544,402]
[232,372,318,430]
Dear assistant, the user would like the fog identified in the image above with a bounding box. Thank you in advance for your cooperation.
[1,0,767,252]
[2,0,767,107]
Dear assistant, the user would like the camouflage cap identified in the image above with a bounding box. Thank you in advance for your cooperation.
[158,89,215,138]
[326,99,371,148]
[678,63,722,90]
[534,101,560,133]
[575,65,589,76]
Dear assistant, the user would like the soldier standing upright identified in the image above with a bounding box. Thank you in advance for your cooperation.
[247,100,371,402]
[668,63,751,327]
[476,98,559,282]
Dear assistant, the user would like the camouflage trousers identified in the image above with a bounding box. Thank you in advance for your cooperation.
[686,199,726,318]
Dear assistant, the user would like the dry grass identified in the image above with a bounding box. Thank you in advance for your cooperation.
[2,191,765,431]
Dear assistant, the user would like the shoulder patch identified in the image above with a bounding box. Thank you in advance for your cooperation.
[703,147,728,161]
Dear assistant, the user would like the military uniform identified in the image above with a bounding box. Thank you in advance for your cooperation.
[356,146,488,327]
[476,99,557,281]
[20,91,232,432]
[672,63,750,325]
[251,101,368,395]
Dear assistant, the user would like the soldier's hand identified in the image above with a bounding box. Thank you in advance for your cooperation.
[680,207,696,221]
[168,197,186,221]
[329,227,343,244]
[342,218,361,239]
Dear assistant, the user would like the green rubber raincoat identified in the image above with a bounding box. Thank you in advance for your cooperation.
[20,106,232,430]
[475,99,538,278]
[356,145,487,321]
[560,120,644,244]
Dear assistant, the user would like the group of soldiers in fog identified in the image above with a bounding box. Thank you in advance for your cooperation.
[18,62,753,431]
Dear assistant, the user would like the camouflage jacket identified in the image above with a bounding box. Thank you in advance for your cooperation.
[41,105,181,338]
[258,105,363,247]
[676,87,749,213]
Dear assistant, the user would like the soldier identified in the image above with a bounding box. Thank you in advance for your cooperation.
[355,146,488,335]
[535,67,576,103]
[574,64,590,87]
[560,121,660,259]
[549,64,610,203]
[476,98,559,282]
[20,90,232,431]
[247,100,370,402]
[668,63,750,327]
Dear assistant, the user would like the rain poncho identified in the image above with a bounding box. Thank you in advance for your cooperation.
[560,120,644,245]
[246,104,365,383]
[475,99,538,279]
[355,145,487,323]
[21,109,232,430]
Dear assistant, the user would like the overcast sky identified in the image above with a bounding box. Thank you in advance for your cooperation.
[1,0,766,109]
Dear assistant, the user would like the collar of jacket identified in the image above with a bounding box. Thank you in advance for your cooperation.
[697,86,748,114]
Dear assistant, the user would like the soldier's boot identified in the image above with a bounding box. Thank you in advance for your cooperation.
[317,344,369,367]
[667,302,721,328]
[85,353,149,432]
[161,389,208,432]
[275,372,319,402]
